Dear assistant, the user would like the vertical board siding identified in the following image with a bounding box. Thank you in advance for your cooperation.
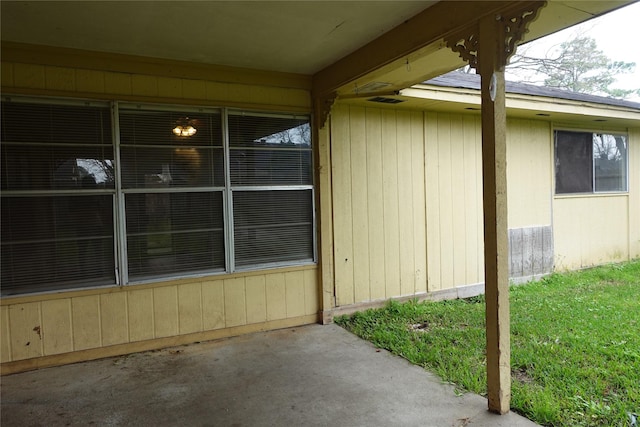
[424,112,484,291]
[41,299,73,355]
[411,111,428,294]
[100,293,129,346]
[13,63,45,89]
[332,104,355,306]
[463,115,482,284]
[9,303,43,360]
[450,114,467,287]
[127,289,155,342]
[71,295,101,351]
[629,128,640,259]
[285,271,306,318]
[76,69,105,93]
[223,278,247,327]
[554,196,630,270]
[303,269,319,316]
[44,66,75,91]
[178,283,203,334]
[153,286,179,338]
[366,108,386,301]
[397,111,417,296]
[265,273,287,321]
[3,61,310,109]
[1,62,15,87]
[1,306,12,363]
[1,268,317,363]
[349,107,371,303]
[245,276,267,325]
[424,112,442,291]
[332,105,427,304]
[202,280,225,330]
[382,110,401,298]
[507,119,553,228]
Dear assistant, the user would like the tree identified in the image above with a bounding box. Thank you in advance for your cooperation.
[507,36,639,99]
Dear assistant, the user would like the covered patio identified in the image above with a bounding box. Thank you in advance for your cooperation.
[0,323,538,426]
[1,0,634,418]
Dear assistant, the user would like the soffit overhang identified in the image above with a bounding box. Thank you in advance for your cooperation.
[0,1,634,100]
[339,85,640,130]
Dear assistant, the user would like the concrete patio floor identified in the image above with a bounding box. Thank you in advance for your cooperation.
[1,323,538,427]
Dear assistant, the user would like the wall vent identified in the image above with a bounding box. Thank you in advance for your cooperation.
[368,96,405,104]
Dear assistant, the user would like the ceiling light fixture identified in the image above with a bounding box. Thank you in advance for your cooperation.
[172,117,197,137]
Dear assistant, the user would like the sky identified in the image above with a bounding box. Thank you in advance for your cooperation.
[505,1,640,102]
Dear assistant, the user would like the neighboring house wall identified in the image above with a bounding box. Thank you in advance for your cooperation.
[0,53,319,373]
[330,103,557,307]
[553,126,640,269]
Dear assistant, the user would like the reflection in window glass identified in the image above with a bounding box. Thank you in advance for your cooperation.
[1,100,115,295]
[228,113,312,186]
[555,130,628,194]
[594,134,627,192]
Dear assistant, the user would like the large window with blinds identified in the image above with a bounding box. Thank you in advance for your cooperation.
[1,97,314,296]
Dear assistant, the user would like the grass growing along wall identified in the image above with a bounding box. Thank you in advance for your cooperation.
[335,260,640,427]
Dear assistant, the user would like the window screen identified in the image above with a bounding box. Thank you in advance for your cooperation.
[1,100,116,295]
[555,130,628,194]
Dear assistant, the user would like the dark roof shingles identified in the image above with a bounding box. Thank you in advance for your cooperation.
[423,71,640,110]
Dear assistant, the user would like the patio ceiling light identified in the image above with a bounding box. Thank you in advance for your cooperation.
[172,117,197,137]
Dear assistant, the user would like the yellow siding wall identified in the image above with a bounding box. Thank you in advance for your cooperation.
[506,119,552,228]
[331,105,598,305]
[629,127,640,260]
[1,61,310,110]
[1,268,318,364]
[1,49,317,371]
[554,196,629,269]
[424,112,484,290]
[331,104,427,305]
[553,126,640,269]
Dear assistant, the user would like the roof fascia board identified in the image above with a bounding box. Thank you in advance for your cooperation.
[312,1,541,96]
[401,86,640,120]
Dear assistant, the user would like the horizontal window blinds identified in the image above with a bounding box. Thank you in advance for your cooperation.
[1,100,115,295]
[125,192,225,280]
[119,107,226,281]
[228,113,312,186]
[233,190,313,267]
[119,109,224,188]
[1,98,315,296]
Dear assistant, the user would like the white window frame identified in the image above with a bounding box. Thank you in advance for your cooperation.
[554,128,629,195]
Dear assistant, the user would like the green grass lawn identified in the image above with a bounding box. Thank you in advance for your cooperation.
[335,260,640,427]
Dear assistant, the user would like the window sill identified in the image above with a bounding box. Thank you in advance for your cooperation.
[554,192,628,200]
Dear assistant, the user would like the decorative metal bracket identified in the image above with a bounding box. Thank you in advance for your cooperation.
[314,91,337,130]
[445,1,546,70]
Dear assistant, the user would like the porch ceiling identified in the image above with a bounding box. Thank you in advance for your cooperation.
[0,1,633,95]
